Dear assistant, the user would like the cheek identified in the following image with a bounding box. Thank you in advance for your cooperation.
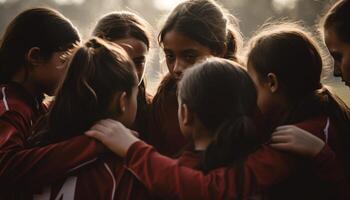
[255,86,271,115]
[46,58,66,82]
[137,68,144,81]
[130,94,138,118]
[177,106,188,137]
[166,60,175,73]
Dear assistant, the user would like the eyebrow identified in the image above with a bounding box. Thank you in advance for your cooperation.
[163,48,199,53]
[133,56,146,61]
[163,49,173,53]
[181,49,198,54]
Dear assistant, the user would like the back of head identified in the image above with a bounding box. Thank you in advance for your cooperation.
[247,23,323,101]
[159,0,242,61]
[0,7,80,84]
[179,58,257,132]
[179,58,260,173]
[47,37,137,141]
[92,11,151,49]
[248,22,350,172]
[322,0,350,43]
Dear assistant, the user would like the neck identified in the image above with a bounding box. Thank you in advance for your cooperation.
[11,68,42,98]
[267,96,292,129]
[193,126,213,151]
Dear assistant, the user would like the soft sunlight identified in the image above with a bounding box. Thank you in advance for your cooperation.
[153,0,184,11]
[53,0,85,5]
[272,0,299,12]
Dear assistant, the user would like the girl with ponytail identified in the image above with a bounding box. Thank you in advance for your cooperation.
[177,58,260,173]
[149,0,243,156]
[29,38,151,200]
[176,58,261,199]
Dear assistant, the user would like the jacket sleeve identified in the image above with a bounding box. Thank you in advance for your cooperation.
[0,112,103,190]
[125,141,343,200]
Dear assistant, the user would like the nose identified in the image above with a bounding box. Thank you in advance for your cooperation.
[173,59,185,78]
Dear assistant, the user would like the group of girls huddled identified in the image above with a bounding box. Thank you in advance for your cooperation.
[0,0,349,199]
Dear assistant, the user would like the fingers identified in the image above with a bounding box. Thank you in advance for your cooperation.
[270,135,291,144]
[275,125,299,132]
[95,119,120,128]
[271,128,295,137]
[90,124,112,135]
[270,143,294,151]
[85,130,106,142]
[90,119,124,132]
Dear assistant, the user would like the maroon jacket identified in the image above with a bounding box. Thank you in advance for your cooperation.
[148,74,187,156]
[30,155,151,200]
[0,83,102,195]
[125,116,347,200]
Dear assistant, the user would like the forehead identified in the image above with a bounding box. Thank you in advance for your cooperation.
[113,37,148,58]
[162,30,211,53]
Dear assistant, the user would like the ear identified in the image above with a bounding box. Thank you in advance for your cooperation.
[267,73,279,93]
[180,103,194,126]
[26,47,42,67]
[118,91,128,114]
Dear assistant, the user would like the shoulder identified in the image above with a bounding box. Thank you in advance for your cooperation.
[177,151,202,169]
[294,115,329,138]
[0,84,33,119]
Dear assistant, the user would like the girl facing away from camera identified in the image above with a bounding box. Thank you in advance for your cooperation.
[29,38,151,200]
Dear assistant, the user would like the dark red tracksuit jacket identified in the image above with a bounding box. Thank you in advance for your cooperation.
[125,116,347,200]
[148,74,187,156]
[29,155,152,200]
[0,83,101,196]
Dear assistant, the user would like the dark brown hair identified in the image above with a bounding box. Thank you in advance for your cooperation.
[179,58,260,170]
[247,23,350,170]
[92,11,151,49]
[29,37,137,144]
[0,7,80,84]
[322,0,350,43]
[248,23,323,100]
[159,0,242,61]
[178,58,261,199]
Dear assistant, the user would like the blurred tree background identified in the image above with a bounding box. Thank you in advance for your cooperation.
[0,0,333,38]
[1,0,348,104]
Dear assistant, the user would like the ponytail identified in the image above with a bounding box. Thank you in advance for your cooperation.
[29,37,136,145]
[201,115,260,172]
[178,58,260,199]
[320,88,350,172]
[223,13,242,62]
[201,115,260,200]
[224,26,242,62]
[283,87,350,175]
[0,48,7,84]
